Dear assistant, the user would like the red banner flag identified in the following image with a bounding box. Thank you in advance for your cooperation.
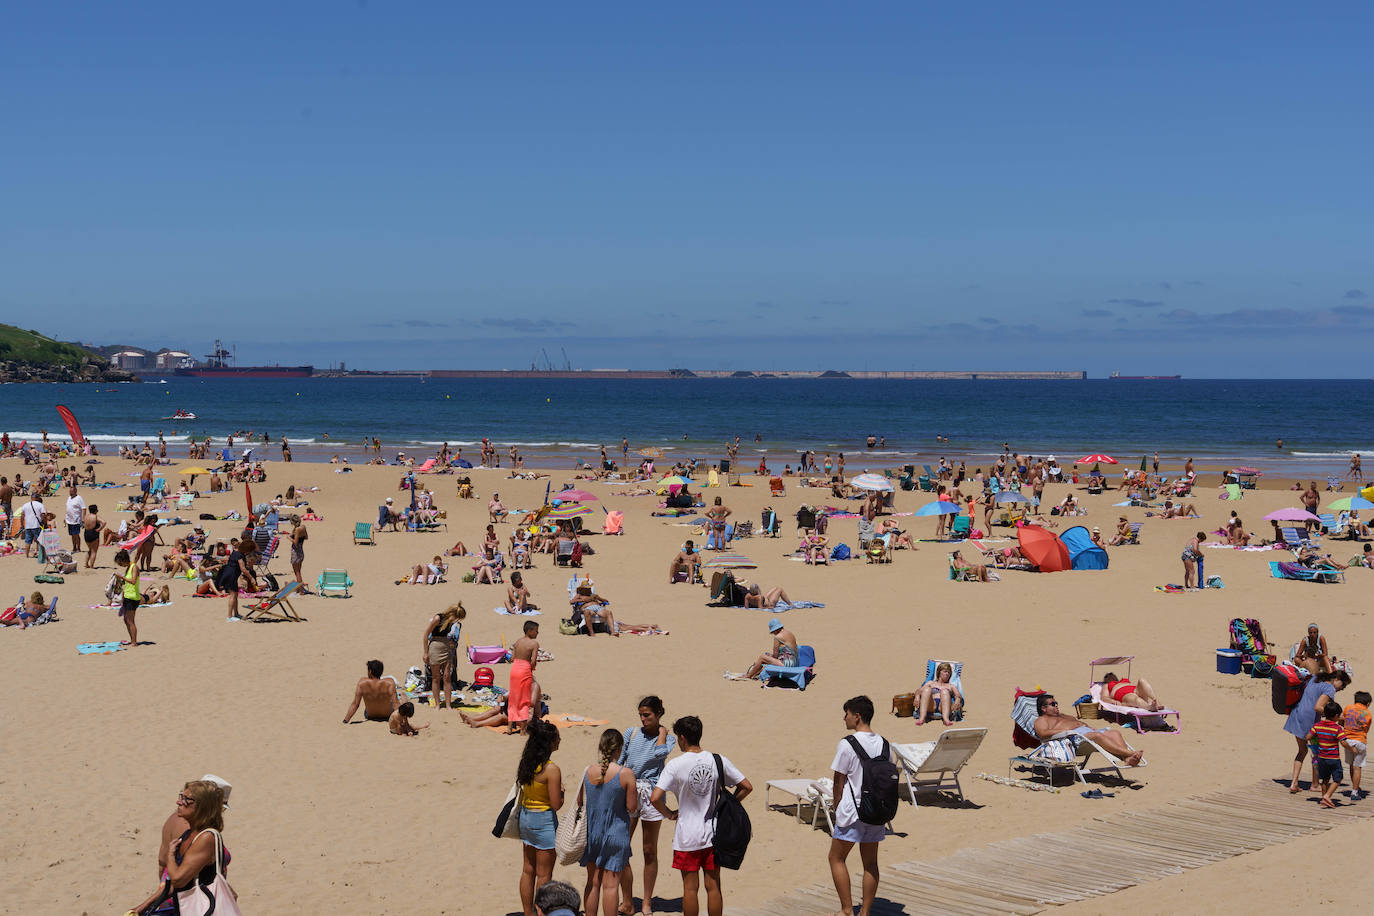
[245,481,253,517]
[55,405,85,448]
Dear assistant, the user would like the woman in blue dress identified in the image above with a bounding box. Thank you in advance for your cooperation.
[577,728,637,916]
[1284,668,1351,793]
[618,695,673,915]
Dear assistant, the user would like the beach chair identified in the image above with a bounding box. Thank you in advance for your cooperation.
[950,516,972,539]
[175,492,194,510]
[1086,656,1181,734]
[149,477,167,499]
[918,475,934,492]
[1229,617,1276,670]
[353,522,374,545]
[257,536,280,567]
[760,508,780,538]
[921,659,966,722]
[1326,475,1343,492]
[948,554,976,581]
[764,779,833,831]
[1280,527,1315,549]
[243,581,305,622]
[969,538,1007,568]
[1009,690,1145,785]
[1220,483,1242,501]
[893,726,986,805]
[865,538,892,564]
[923,464,937,480]
[1268,560,1343,584]
[759,645,816,690]
[317,568,354,597]
[555,540,580,567]
[899,471,916,491]
[44,548,77,575]
[602,510,623,535]
[1318,513,1344,537]
[769,476,785,497]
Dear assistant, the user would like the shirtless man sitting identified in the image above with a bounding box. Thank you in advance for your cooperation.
[488,493,507,523]
[504,571,536,613]
[570,585,618,636]
[737,617,798,680]
[342,659,401,723]
[1033,694,1143,766]
[669,540,700,583]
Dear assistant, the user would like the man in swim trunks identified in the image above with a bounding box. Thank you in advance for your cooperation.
[342,659,400,723]
[1100,672,1164,712]
[669,540,701,584]
[1033,694,1144,766]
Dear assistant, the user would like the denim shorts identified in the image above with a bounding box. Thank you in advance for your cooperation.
[519,808,558,850]
[22,528,40,544]
[1317,758,1344,783]
[833,819,886,843]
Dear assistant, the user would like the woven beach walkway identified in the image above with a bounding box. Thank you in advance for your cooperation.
[729,779,1374,915]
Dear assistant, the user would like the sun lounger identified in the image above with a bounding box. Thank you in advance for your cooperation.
[175,492,195,510]
[764,779,833,831]
[1087,683,1181,733]
[353,522,374,545]
[1220,483,1242,501]
[1281,527,1316,549]
[1268,560,1343,583]
[317,568,354,597]
[893,726,986,804]
[243,581,305,622]
[1010,690,1145,785]
[1229,617,1276,669]
[921,659,966,721]
[759,645,816,690]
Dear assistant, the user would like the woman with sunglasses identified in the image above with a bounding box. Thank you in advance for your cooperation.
[617,696,672,916]
[132,779,233,915]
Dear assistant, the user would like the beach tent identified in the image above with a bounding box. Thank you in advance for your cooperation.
[1059,525,1109,571]
[1016,525,1071,572]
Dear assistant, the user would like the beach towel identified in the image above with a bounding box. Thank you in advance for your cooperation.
[493,606,541,616]
[771,600,825,611]
[1154,584,1187,592]
[118,525,156,550]
[77,641,126,655]
[508,658,534,724]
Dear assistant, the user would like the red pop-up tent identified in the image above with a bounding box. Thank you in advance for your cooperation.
[1016,525,1071,572]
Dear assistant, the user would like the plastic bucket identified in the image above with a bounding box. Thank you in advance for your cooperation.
[1216,648,1243,675]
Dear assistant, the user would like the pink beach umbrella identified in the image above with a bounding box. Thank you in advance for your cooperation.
[1077,454,1118,465]
[1262,508,1322,523]
[555,489,598,503]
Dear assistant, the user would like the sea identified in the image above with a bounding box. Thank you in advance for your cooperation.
[2,377,1371,478]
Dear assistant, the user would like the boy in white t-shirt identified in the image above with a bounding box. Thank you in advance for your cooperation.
[651,715,752,916]
[828,695,888,916]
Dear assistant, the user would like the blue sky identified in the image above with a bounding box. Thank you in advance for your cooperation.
[5,4,1372,375]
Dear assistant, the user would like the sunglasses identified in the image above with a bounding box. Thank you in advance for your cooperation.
[1045,700,1059,707]
[177,793,194,806]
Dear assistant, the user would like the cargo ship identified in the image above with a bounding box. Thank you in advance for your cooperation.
[174,340,313,379]
[1109,371,1181,380]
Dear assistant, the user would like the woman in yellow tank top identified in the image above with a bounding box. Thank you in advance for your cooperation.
[516,720,563,916]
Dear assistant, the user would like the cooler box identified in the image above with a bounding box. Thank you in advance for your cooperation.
[1215,648,1242,675]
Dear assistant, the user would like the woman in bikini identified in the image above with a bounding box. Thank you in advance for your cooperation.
[914,661,963,725]
[1293,623,1333,676]
[1101,672,1164,711]
[82,504,106,568]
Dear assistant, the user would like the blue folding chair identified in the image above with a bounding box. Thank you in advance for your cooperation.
[922,659,965,722]
[760,645,816,690]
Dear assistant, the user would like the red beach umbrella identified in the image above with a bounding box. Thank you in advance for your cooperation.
[1016,525,1071,572]
[1077,454,1118,465]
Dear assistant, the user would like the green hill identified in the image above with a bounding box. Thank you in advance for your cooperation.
[0,324,100,367]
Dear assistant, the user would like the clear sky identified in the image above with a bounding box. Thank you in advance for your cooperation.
[6,4,1372,375]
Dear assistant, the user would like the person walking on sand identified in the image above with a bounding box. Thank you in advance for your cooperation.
[509,620,540,733]
[828,695,890,916]
[1181,531,1206,589]
[288,514,309,592]
[650,716,752,916]
[1349,453,1363,481]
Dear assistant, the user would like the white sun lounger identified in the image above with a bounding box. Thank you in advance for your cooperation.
[893,726,986,805]
[764,778,832,831]
[1089,683,1181,734]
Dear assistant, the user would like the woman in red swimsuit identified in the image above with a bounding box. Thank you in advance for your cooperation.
[1102,672,1164,712]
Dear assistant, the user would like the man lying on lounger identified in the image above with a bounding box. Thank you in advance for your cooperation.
[1033,694,1144,766]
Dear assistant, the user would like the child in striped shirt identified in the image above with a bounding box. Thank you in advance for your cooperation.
[1308,702,1345,808]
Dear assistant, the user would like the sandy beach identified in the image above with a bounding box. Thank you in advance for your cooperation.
[3,454,1373,914]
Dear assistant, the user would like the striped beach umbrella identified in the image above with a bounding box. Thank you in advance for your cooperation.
[1328,496,1374,511]
[850,473,894,492]
[1078,454,1118,465]
[703,554,756,569]
[545,503,593,520]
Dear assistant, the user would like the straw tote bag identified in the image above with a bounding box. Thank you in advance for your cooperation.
[175,829,241,916]
[554,768,589,865]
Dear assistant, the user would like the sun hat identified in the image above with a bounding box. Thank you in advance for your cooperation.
[200,773,232,810]
[768,617,783,633]
[385,497,393,503]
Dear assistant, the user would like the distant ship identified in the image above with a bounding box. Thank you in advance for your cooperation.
[1109,371,1182,380]
[174,339,313,379]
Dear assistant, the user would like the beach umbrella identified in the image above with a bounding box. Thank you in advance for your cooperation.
[555,489,598,502]
[1328,496,1374,512]
[638,447,662,458]
[850,473,894,492]
[1078,454,1118,465]
[658,475,691,488]
[914,500,962,517]
[1263,508,1322,522]
[995,492,1030,504]
[703,554,757,569]
[545,503,593,520]
[179,466,212,476]
[1139,456,1148,472]
[1017,525,1071,572]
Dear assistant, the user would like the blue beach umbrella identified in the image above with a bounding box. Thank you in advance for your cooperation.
[915,500,962,517]
[995,492,1030,504]
[1328,496,1374,512]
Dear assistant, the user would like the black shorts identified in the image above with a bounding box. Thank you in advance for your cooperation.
[1317,758,1343,783]
[121,596,140,615]
[68,523,82,536]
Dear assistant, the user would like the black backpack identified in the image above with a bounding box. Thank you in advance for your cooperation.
[711,754,752,870]
[846,735,899,826]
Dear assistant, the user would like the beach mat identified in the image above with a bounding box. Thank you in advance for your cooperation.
[492,606,540,616]
[78,641,126,655]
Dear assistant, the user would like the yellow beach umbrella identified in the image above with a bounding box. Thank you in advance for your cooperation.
[179,466,212,475]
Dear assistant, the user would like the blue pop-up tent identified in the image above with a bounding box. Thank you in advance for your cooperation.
[1059,525,1109,570]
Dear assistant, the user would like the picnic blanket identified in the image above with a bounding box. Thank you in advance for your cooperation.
[772,600,824,611]
[484,713,609,732]
[492,606,541,616]
[77,641,126,655]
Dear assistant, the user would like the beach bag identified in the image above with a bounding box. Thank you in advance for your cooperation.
[554,769,589,865]
[199,512,216,521]
[404,666,429,693]
[493,782,524,839]
[559,618,579,636]
[174,828,241,916]
[1271,664,1307,715]
[891,693,916,717]
[1250,656,1274,679]
[710,754,751,870]
[262,572,280,592]
[468,644,508,664]
[845,736,900,826]
[831,543,851,561]
[105,572,122,603]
